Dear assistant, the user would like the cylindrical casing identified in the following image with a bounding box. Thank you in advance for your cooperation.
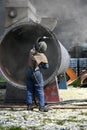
[58,40,70,75]
[0,0,5,36]
[0,22,70,89]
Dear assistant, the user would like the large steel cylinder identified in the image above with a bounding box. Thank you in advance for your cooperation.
[0,22,70,89]
[0,0,5,36]
[57,40,70,75]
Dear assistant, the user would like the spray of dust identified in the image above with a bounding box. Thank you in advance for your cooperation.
[30,0,87,50]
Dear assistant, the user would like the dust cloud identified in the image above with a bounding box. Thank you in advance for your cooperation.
[30,0,87,50]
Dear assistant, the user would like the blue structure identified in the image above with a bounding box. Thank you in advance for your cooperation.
[58,73,67,89]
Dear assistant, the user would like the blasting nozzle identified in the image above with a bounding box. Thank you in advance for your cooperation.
[42,36,50,39]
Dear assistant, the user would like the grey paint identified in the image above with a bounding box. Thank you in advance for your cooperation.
[1,0,81,88]
[1,0,87,49]
[0,0,5,36]
[0,22,70,89]
[5,0,41,27]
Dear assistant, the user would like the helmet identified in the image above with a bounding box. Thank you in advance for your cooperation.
[35,41,47,53]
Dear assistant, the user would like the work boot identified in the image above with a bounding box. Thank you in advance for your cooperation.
[27,104,33,111]
[39,106,49,112]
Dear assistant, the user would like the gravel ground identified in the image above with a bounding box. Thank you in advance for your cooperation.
[0,87,87,130]
[0,108,87,130]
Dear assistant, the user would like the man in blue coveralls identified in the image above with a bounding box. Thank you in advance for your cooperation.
[26,38,49,112]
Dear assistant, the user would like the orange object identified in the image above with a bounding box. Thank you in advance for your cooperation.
[66,67,77,85]
[66,67,77,80]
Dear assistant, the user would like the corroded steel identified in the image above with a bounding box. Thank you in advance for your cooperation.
[80,70,87,86]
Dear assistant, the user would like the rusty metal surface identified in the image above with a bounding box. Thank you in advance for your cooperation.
[80,70,87,85]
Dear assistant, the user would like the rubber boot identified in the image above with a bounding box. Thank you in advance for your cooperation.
[39,106,49,112]
[27,104,33,111]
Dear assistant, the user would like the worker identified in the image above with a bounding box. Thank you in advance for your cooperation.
[26,38,49,112]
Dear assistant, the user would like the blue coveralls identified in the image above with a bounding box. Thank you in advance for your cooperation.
[26,63,49,107]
